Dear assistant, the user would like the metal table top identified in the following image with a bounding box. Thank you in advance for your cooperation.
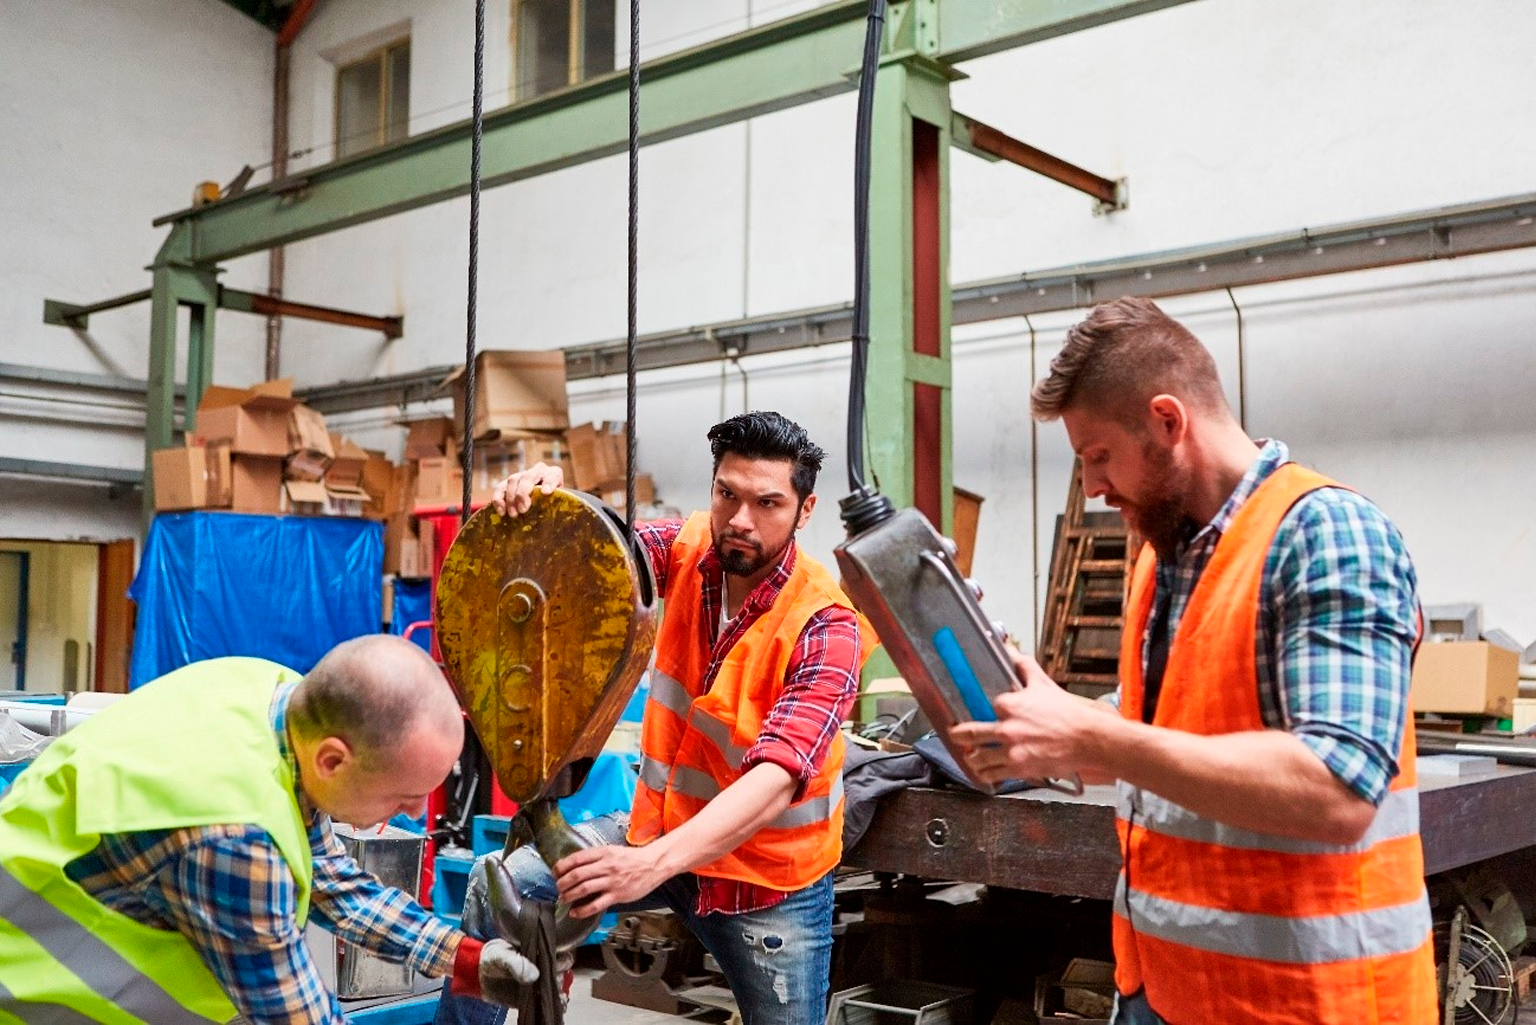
[844,765,1536,899]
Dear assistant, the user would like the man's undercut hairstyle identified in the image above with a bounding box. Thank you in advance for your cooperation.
[707,411,825,504]
[1031,297,1230,425]
[288,635,448,767]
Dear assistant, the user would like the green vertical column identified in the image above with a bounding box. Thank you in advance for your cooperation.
[856,29,957,688]
[142,251,221,521]
[181,268,220,423]
[864,51,955,530]
[144,264,180,523]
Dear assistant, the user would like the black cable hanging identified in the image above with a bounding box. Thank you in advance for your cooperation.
[845,0,883,492]
[460,0,487,525]
[837,0,892,535]
[624,0,640,538]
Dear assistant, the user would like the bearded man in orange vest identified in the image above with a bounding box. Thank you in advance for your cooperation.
[953,297,1436,1025]
[435,411,876,1025]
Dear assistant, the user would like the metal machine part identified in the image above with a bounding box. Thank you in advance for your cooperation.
[306,824,436,1000]
[435,490,657,953]
[434,489,657,805]
[836,505,1080,795]
[484,799,604,951]
[592,911,705,1016]
[1437,908,1517,1025]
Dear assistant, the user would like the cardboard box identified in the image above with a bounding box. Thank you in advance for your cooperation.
[360,451,395,519]
[195,380,297,457]
[152,443,231,511]
[397,519,435,579]
[415,457,464,507]
[317,435,372,515]
[282,478,331,515]
[326,435,369,486]
[467,432,573,502]
[383,514,415,575]
[283,406,334,481]
[567,421,628,490]
[231,455,284,514]
[1411,641,1519,717]
[595,473,655,513]
[418,518,437,574]
[398,536,424,579]
[444,349,569,440]
[402,417,457,460]
[385,462,417,518]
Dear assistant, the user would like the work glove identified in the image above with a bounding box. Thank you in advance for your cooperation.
[449,936,539,1005]
[478,938,541,1005]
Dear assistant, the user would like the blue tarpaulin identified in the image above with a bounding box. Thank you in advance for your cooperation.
[391,578,433,653]
[129,512,383,688]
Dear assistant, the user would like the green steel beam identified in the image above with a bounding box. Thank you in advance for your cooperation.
[153,2,875,264]
[148,0,1195,266]
[933,0,1197,64]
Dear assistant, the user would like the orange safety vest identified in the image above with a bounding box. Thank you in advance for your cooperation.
[1113,463,1436,1025]
[628,513,877,890]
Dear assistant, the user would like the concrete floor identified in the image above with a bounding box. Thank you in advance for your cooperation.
[564,966,722,1024]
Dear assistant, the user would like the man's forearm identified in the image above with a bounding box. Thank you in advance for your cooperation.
[1086,720,1377,845]
[643,762,797,876]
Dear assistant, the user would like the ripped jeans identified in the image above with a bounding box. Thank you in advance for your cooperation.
[433,811,836,1025]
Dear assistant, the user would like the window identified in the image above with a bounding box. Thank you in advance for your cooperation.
[514,0,615,102]
[335,39,411,159]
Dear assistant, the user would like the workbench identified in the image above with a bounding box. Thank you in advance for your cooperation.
[844,765,1536,898]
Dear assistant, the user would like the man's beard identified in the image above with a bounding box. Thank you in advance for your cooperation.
[1120,441,1194,561]
[715,530,793,577]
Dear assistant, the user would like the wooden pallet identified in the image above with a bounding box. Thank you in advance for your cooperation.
[1037,461,1139,699]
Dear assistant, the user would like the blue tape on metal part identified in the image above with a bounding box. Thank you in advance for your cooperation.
[933,626,996,721]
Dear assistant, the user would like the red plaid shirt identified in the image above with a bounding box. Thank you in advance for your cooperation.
[637,519,862,915]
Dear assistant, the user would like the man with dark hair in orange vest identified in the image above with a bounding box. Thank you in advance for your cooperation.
[953,297,1436,1025]
[435,410,876,1025]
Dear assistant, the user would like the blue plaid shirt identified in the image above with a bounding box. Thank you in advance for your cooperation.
[65,682,462,1024]
[1133,440,1418,806]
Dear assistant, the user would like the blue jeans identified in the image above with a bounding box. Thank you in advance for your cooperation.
[434,811,836,1025]
[1112,990,1167,1024]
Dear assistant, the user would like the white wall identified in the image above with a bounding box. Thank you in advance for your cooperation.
[6,0,1536,646]
[0,0,274,518]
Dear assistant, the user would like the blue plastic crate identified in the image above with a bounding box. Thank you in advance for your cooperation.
[431,848,475,926]
[471,815,513,857]
[0,761,29,793]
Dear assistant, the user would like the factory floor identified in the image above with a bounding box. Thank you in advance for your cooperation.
[565,966,716,1023]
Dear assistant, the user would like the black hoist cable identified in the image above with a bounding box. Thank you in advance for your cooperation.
[837,0,894,535]
[460,0,486,525]
[624,0,640,538]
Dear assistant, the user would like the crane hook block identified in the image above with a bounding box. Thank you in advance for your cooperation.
[435,490,657,804]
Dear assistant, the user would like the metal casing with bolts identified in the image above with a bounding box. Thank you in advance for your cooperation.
[305,823,437,1000]
[834,507,1019,794]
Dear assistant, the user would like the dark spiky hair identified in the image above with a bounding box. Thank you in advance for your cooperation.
[706,411,824,504]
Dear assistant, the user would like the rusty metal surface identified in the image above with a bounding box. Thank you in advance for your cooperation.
[435,489,656,804]
[847,768,1536,897]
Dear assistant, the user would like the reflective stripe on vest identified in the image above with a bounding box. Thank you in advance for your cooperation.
[638,754,844,831]
[0,863,210,1025]
[0,975,99,1025]
[1115,784,1421,855]
[1114,873,1432,965]
[646,670,748,767]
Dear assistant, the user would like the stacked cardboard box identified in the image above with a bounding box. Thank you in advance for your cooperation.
[386,349,668,572]
[153,379,405,524]
[567,420,656,515]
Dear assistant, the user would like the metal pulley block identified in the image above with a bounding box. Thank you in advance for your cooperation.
[435,489,657,804]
